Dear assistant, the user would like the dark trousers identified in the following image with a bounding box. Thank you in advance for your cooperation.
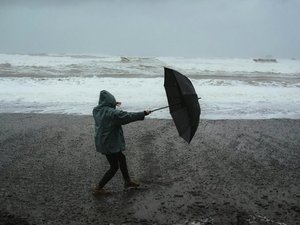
[99,151,130,188]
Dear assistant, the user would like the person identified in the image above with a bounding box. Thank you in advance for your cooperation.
[92,90,151,195]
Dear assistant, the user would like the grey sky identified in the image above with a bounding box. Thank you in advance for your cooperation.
[0,0,299,58]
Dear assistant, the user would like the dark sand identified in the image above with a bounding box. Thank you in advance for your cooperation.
[0,114,299,225]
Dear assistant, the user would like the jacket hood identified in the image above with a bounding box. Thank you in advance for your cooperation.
[97,90,117,108]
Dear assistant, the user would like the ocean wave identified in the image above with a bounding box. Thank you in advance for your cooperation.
[0,53,300,89]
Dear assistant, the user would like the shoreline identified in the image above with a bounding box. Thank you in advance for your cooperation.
[1,113,299,225]
[1,112,300,121]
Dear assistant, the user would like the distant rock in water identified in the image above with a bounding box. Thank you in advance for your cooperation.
[121,57,130,63]
[0,63,11,67]
[253,58,277,63]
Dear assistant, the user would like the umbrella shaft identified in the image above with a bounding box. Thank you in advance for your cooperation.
[151,105,173,112]
[151,97,201,112]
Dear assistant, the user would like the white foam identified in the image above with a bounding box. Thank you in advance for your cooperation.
[0,77,299,119]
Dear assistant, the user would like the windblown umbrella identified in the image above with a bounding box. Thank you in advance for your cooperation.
[152,67,201,143]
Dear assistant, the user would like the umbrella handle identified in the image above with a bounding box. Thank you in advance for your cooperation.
[151,97,201,113]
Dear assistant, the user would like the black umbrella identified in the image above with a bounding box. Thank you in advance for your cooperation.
[152,67,201,143]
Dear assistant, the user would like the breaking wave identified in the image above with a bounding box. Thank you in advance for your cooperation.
[0,53,300,119]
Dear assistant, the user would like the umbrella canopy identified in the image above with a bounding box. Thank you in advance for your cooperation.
[164,67,201,143]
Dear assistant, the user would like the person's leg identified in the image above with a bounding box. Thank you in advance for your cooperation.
[117,152,140,188]
[116,152,130,181]
[98,153,119,188]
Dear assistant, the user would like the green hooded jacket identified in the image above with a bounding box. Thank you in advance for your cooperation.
[92,90,145,154]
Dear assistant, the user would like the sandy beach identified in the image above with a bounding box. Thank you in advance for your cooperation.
[0,113,299,225]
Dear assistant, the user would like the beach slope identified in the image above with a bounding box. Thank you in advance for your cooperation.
[0,114,299,225]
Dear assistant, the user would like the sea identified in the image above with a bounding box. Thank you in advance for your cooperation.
[0,53,299,119]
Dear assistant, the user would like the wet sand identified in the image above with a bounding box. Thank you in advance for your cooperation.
[0,113,299,225]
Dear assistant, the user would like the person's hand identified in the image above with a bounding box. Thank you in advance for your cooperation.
[116,102,122,107]
[144,110,151,116]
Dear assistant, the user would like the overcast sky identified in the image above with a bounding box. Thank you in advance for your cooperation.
[0,0,299,58]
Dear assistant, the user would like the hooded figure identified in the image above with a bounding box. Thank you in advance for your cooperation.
[92,90,150,194]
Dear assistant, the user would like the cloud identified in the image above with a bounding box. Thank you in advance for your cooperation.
[0,0,299,57]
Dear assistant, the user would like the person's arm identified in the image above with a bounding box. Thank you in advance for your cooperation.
[109,109,150,126]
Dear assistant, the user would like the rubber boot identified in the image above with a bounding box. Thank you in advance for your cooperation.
[124,180,140,189]
[92,186,112,195]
